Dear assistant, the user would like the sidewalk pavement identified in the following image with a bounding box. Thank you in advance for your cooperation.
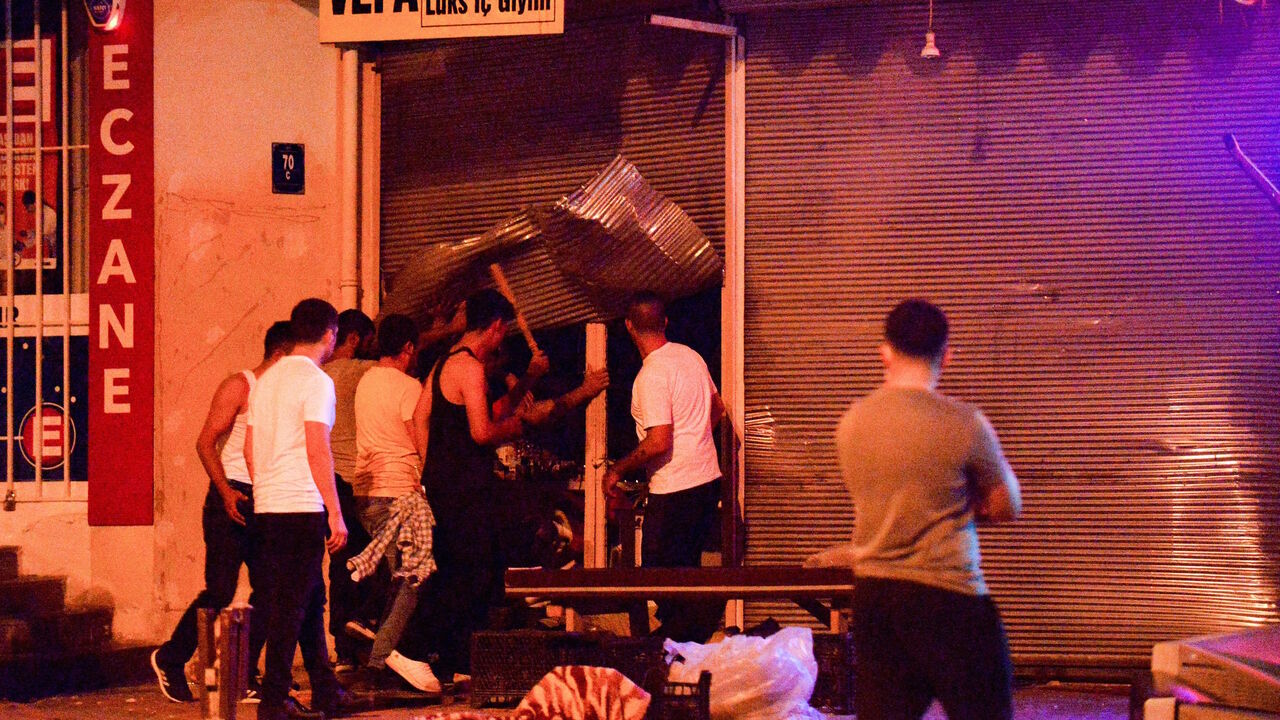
[0,681,1131,719]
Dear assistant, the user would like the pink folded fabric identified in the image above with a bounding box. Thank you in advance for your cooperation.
[410,712,503,720]
[515,665,652,720]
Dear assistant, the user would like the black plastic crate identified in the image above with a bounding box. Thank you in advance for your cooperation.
[470,630,599,706]
[811,631,855,713]
[471,631,671,707]
[582,635,668,688]
[646,669,710,720]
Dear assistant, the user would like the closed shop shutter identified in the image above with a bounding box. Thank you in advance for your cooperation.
[740,1,1280,670]
[379,17,725,284]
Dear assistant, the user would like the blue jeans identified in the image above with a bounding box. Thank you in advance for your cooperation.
[356,496,421,669]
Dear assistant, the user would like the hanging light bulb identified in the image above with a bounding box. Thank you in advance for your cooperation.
[921,0,941,59]
[921,30,941,59]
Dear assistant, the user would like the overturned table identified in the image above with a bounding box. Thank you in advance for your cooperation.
[505,566,855,635]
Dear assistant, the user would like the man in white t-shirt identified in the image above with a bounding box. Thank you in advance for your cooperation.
[351,313,437,688]
[245,298,353,720]
[603,292,725,642]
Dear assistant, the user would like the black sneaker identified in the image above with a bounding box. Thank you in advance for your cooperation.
[315,686,371,719]
[150,648,194,703]
[283,696,324,719]
[245,676,303,703]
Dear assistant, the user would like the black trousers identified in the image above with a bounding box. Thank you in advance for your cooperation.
[641,479,722,643]
[400,485,504,679]
[156,481,266,670]
[853,577,1013,720]
[256,512,340,715]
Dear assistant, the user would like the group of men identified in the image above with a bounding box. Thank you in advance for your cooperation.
[147,289,725,719]
[148,285,1021,720]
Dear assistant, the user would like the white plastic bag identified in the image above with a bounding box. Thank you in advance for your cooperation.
[665,626,825,720]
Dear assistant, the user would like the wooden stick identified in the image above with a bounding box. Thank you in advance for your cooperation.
[489,263,541,354]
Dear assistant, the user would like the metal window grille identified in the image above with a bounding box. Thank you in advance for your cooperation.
[2,0,89,507]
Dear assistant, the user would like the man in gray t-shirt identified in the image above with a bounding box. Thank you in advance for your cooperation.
[834,299,1020,720]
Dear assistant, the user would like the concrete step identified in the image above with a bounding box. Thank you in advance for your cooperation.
[0,641,155,702]
[0,576,65,616]
[0,605,113,658]
[0,547,18,582]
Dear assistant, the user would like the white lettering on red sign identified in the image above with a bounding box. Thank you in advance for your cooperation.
[103,368,131,414]
[101,173,132,220]
[101,108,134,155]
[97,45,136,419]
[41,414,62,458]
[4,39,55,124]
[96,238,136,284]
[18,404,75,469]
[99,303,134,349]
[102,44,129,90]
[89,4,155,525]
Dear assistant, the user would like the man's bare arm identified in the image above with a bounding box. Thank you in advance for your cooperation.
[492,351,550,421]
[458,358,522,446]
[709,391,725,429]
[196,374,251,524]
[524,369,610,427]
[304,421,348,553]
[970,414,1021,524]
[411,372,434,460]
[975,481,1021,523]
[602,424,673,497]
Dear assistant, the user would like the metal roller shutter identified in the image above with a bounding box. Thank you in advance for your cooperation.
[740,1,1280,671]
[379,16,725,283]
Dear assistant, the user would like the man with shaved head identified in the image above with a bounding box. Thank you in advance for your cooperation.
[604,291,725,642]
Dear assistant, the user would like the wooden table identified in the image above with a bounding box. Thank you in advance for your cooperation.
[506,566,855,634]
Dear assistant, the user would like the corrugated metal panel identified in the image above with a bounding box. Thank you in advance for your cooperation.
[741,2,1280,669]
[379,16,725,292]
[380,157,723,330]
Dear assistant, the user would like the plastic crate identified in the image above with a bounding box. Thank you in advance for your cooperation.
[583,635,668,688]
[470,630,598,706]
[471,631,670,707]
[646,669,711,720]
[811,631,856,713]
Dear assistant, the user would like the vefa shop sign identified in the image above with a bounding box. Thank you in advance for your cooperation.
[320,0,563,43]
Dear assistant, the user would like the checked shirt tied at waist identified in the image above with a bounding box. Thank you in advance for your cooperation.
[347,490,436,587]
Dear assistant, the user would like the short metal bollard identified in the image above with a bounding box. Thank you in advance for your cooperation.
[196,604,252,720]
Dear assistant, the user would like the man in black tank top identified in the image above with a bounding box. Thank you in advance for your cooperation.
[391,289,546,687]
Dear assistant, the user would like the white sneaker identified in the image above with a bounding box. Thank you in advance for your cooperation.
[385,650,442,693]
[344,620,377,642]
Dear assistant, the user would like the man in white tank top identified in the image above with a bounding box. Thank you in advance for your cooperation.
[150,322,293,704]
